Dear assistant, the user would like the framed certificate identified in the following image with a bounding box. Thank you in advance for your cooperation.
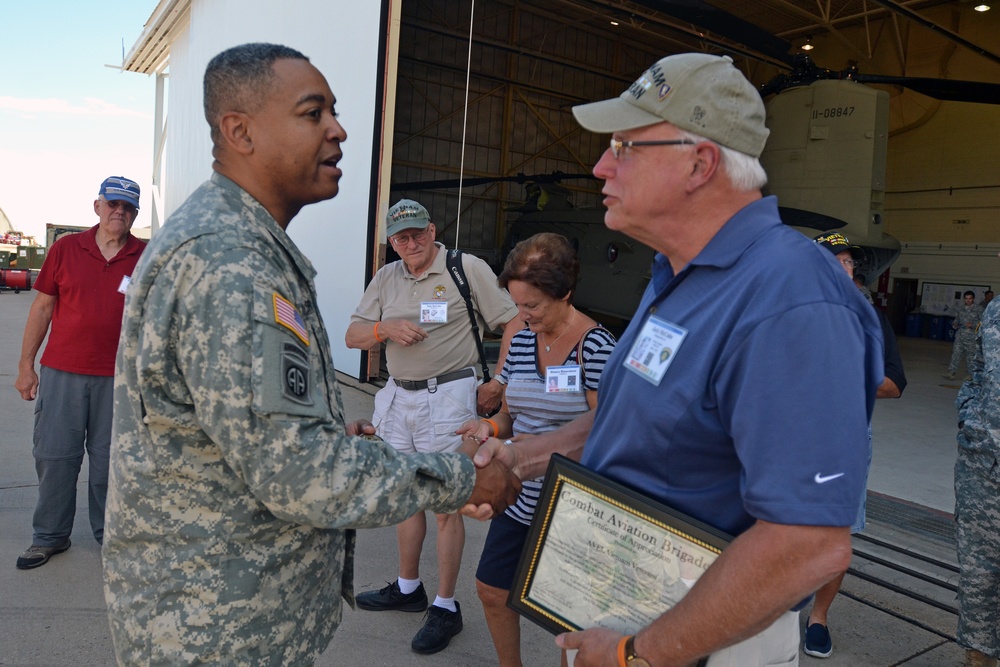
[509,455,732,636]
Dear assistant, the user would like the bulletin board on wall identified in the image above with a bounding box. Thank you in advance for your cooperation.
[920,283,991,316]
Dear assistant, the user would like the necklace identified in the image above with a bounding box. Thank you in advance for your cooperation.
[540,310,575,353]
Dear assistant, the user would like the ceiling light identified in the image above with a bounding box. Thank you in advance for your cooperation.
[974,4,990,11]
[801,36,814,51]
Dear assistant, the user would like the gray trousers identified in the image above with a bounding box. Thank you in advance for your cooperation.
[31,366,114,546]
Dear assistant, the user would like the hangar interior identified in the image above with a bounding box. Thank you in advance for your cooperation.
[383,0,1000,340]
[121,0,1000,377]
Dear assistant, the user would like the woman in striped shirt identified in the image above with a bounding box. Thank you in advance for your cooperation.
[458,233,616,666]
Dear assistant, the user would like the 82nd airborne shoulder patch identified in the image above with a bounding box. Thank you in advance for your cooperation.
[281,341,313,406]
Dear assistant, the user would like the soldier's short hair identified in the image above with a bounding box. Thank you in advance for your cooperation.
[203,43,308,146]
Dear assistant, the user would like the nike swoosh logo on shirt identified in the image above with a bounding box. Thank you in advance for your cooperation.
[814,472,846,484]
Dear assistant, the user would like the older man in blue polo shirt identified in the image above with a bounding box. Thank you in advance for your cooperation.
[468,53,884,667]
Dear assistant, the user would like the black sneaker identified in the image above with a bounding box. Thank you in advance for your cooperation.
[804,622,833,658]
[411,602,463,654]
[355,581,427,613]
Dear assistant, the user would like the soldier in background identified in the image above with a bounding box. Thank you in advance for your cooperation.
[945,291,984,381]
[102,42,518,666]
[954,296,1000,667]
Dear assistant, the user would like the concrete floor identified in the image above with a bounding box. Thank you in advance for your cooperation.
[869,336,964,514]
[0,289,974,665]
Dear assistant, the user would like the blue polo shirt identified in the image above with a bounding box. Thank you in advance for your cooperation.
[581,197,883,537]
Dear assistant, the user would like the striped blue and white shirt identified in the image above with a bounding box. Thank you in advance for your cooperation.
[503,326,617,525]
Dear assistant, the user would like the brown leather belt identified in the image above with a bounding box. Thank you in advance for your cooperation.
[393,367,476,391]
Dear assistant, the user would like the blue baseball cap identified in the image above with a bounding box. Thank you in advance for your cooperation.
[99,176,140,210]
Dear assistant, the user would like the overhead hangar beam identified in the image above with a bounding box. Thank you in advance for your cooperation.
[866,0,1000,67]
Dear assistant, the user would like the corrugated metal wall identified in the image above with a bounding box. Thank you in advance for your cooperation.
[388,0,662,263]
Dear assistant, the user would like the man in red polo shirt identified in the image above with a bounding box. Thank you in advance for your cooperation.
[15,176,147,569]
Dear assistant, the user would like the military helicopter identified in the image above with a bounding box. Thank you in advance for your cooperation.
[758,54,1000,281]
[760,59,898,280]
[501,56,1000,323]
[632,0,1000,282]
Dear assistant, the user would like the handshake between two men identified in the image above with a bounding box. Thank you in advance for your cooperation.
[459,430,525,516]
[464,451,521,514]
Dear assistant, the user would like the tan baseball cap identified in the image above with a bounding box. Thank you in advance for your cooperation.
[572,53,769,158]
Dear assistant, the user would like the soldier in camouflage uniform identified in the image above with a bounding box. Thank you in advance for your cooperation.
[102,43,519,666]
[955,296,1000,667]
[945,291,985,380]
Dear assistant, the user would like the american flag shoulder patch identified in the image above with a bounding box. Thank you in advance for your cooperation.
[273,293,310,346]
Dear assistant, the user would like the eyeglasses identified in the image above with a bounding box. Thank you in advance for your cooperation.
[839,258,857,268]
[390,228,430,247]
[103,199,138,215]
[609,137,695,159]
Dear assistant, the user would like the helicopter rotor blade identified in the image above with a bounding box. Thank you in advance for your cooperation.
[852,73,1000,105]
[630,0,794,66]
[621,3,1000,106]
[392,172,595,191]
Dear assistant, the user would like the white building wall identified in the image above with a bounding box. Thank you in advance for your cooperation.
[162,0,389,378]
[893,242,1000,310]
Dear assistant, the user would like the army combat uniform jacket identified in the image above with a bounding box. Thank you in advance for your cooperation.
[954,302,985,339]
[954,299,1000,655]
[103,173,475,666]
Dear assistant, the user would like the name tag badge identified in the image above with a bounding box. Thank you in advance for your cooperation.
[624,315,687,385]
[117,275,131,295]
[420,301,448,324]
[545,364,582,392]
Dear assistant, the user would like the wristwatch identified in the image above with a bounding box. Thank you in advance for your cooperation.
[492,375,507,385]
[624,635,651,667]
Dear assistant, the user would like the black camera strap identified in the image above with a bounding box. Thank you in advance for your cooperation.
[445,248,492,383]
